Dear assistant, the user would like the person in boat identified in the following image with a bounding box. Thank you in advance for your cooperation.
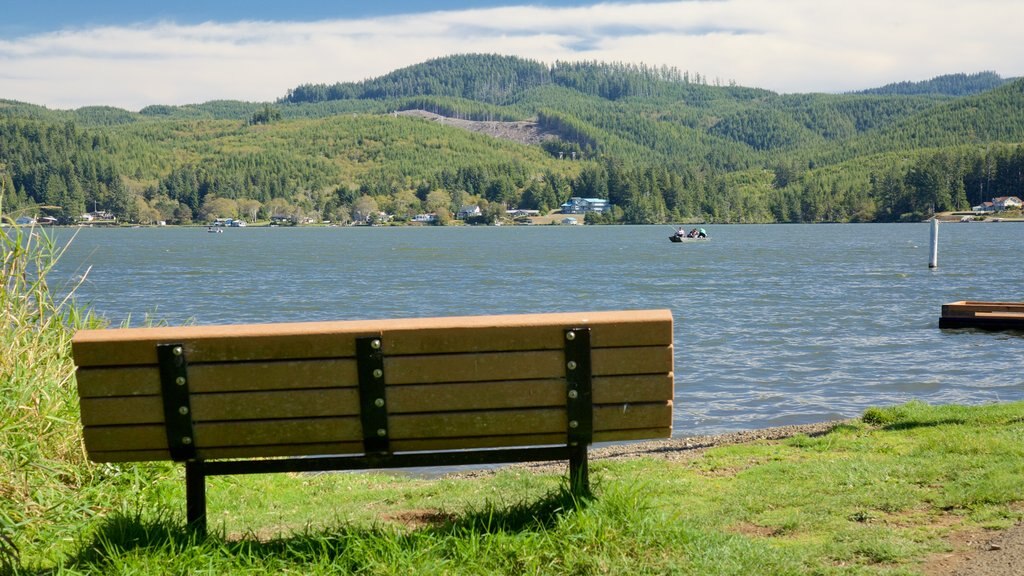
[687,228,698,238]
[675,227,686,238]
[697,228,707,238]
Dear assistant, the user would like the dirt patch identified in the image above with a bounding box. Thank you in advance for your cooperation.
[729,521,789,539]
[382,509,456,531]
[395,109,559,146]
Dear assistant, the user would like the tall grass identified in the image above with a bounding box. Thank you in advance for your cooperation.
[0,218,104,570]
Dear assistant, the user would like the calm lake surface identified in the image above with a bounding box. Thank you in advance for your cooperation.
[50,223,1024,436]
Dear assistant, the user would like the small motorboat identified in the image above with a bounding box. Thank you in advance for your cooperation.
[669,227,708,242]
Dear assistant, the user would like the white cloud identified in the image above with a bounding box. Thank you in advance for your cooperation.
[1,0,1022,110]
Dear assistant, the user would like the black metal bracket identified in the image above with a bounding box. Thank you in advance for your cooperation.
[564,327,593,446]
[564,327,593,496]
[157,343,197,462]
[356,336,390,455]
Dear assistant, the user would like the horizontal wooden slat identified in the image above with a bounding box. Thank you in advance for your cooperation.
[382,309,673,354]
[86,427,673,463]
[71,309,673,366]
[76,366,161,397]
[84,424,167,453]
[383,346,672,385]
[80,372,674,427]
[592,346,673,376]
[81,388,363,426]
[592,374,674,404]
[76,359,358,398]
[196,417,363,447]
[385,351,563,385]
[387,379,564,413]
[82,401,670,453]
[86,441,366,463]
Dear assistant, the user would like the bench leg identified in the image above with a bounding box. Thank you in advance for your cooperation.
[185,461,207,536]
[568,445,590,498]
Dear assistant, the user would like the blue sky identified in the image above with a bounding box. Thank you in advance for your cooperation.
[0,1,606,36]
[2,1,1022,111]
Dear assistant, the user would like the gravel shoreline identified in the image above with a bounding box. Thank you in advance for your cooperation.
[454,420,850,479]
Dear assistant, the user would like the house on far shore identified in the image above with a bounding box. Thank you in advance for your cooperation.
[457,205,481,220]
[993,196,1023,211]
[974,196,1022,212]
[560,197,611,214]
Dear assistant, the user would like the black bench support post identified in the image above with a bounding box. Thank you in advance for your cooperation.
[356,336,390,455]
[157,344,208,535]
[185,461,207,535]
[564,327,593,497]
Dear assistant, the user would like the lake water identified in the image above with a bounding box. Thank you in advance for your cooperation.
[49,222,1024,436]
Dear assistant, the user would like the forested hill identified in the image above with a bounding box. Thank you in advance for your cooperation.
[855,71,1014,97]
[2,54,1023,227]
[280,54,757,105]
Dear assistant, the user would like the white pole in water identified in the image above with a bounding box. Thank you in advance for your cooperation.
[929,218,939,269]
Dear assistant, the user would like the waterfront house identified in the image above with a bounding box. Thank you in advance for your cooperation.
[457,205,482,219]
[560,197,611,214]
[992,196,1023,211]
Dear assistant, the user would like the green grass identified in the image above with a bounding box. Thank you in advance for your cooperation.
[4,219,1024,574]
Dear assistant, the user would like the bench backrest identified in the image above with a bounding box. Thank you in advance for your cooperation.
[72,310,674,463]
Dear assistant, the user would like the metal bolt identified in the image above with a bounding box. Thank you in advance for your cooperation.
[569,420,579,429]
[373,368,383,379]
[172,346,183,356]
[371,339,381,350]
[566,331,576,341]
[175,376,186,386]
[376,428,387,437]
[181,436,193,445]
[567,360,577,370]
[374,398,385,408]
[178,406,189,416]
[568,390,578,399]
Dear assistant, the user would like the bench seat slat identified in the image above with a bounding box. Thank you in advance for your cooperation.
[71,310,673,367]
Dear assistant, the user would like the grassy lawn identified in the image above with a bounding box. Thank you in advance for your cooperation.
[6,401,1022,575]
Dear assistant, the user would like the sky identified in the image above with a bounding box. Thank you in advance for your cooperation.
[2,0,1022,111]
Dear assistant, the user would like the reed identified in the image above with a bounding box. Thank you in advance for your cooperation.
[0,214,103,569]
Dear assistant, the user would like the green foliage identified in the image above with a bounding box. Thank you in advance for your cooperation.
[3,55,1024,226]
[857,71,1014,97]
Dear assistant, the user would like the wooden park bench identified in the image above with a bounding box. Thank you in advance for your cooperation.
[72,309,674,534]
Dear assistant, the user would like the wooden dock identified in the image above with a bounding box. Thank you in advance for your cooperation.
[940,301,1024,330]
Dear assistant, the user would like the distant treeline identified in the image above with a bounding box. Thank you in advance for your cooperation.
[2,55,1024,225]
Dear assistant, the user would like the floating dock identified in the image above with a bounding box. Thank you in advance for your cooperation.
[940,301,1024,330]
